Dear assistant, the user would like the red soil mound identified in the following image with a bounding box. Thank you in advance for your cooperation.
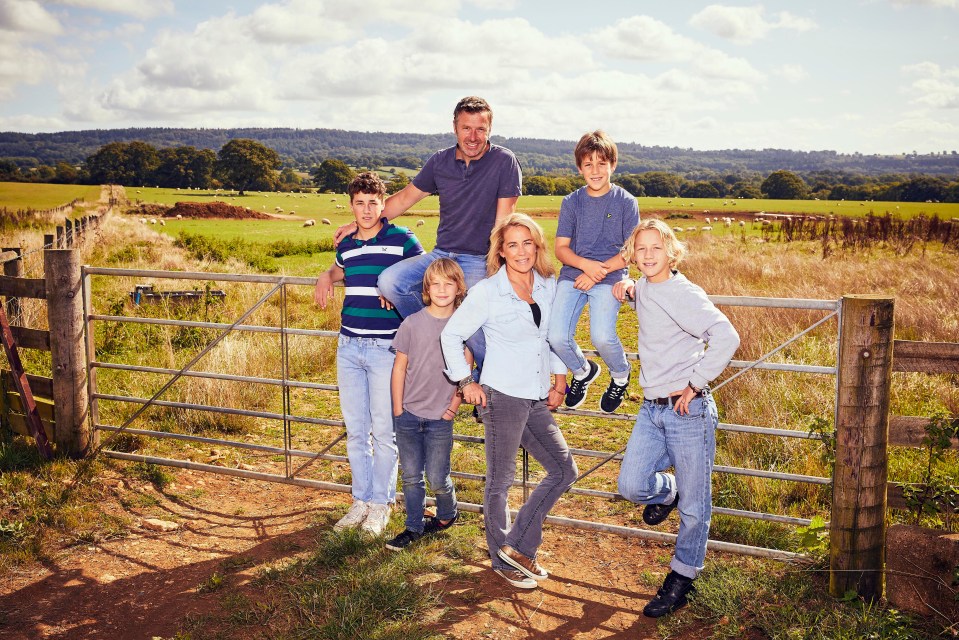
[165,201,272,220]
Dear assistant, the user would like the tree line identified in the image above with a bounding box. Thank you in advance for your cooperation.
[2,139,958,203]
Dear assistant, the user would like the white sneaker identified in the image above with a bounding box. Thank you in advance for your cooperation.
[334,499,369,531]
[361,503,392,536]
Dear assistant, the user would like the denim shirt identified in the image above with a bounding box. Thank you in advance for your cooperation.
[441,265,566,401]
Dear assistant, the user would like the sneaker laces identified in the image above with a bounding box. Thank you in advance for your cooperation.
[606,381,627,400]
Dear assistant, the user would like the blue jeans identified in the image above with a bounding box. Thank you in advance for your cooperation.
[378,248,488,372]
[479,387,578,569]
[617,393,718,579]
[336,335,397,505]
[547,279,630,379]
[394,409,458,532]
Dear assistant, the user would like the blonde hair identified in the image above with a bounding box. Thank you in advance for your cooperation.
[421,258,467,307]
[486,213,555,278]
[622,219,687,268]
[574,130,618,168]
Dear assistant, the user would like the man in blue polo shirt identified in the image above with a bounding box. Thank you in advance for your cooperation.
[316,171,424,536]
[332,96,522,370]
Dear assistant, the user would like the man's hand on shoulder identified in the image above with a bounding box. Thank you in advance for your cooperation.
[332,221,356,245]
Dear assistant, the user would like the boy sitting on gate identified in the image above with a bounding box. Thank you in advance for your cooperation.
[314,171,425,536]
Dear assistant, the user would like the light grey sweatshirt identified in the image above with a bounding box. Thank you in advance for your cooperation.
[630,271,740,399]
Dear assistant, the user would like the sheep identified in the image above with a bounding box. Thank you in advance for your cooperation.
[330,198,336,202]
[176,214,183,220]
[303,219,316,227]
[159,219,166,226]
[289,210,295,215]
[701,225,713,232]
[275,206,282,211]
[704,217,711,224]
[139,218,146,224]
[336,204,345,209]
[321,218,331,225]
[149,218,157,224]
[739,221,746,227]
[416,220,425,227]
[685,226,698,232]
[672,226,683,232]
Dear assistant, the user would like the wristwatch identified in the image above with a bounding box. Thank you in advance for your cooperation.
[458,376,475,391]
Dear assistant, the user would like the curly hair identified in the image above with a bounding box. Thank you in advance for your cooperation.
[348,171,387,202]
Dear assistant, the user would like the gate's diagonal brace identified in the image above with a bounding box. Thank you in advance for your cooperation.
[288,432,346,479]
[0,306,52,459]
[86,281,285,460]
[562,307,840,492]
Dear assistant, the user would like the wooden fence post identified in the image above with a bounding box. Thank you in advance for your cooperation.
[44,234,54,249]
[2,247,23,325]
[830,294,894,600]
[56,226,64,249]
[44,249,92,457]
[64,219,73,248]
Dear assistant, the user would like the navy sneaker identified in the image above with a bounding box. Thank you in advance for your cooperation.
[385,528,423,551]
[565,360,601,409]
[600,375,629,413]
[422,511,458,535]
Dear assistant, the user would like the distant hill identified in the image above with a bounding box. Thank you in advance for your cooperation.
[2,127,958,177]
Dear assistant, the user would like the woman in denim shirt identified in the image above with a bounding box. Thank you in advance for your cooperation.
[441,213,578,590]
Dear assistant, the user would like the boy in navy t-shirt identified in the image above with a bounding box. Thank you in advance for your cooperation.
[314,172,424,536]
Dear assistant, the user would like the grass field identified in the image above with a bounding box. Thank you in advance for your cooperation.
[0,182,101,210]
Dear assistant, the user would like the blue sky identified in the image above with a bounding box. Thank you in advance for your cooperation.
[1,0,957,154]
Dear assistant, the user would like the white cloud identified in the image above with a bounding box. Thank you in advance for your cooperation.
[0,38,49,98]
[248,1,356,44]
[689,5,817,44]
[595,15,699,61]
[903,62,959,109]
[890,0,958,8]
[0,0,62,36]
[51,0,173,19]
[774,64,809,83]
[466,0,517,9]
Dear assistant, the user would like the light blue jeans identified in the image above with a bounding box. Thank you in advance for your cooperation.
[617,392,719,579]
[479,387,578,569]
[546,279,630,380]
[378,248,489,372]
[394,410,458,533]
[336,335,397,505]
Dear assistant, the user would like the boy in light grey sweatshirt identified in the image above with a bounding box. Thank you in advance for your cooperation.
[612,219,740,619]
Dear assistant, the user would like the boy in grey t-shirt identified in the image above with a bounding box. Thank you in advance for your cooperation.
[387,259,470,551]
[547,130,640,413]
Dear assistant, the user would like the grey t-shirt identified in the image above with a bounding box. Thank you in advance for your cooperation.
[392,308,459,420]
[556,184,640,286]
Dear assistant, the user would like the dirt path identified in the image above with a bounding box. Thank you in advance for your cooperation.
[0,470,710,639]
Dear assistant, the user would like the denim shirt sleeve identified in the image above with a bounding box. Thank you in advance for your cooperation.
[441,281,489,382]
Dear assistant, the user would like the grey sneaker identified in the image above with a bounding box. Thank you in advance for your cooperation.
[361,503,391,536]
[493,568,537,589]
[333,499,369,531]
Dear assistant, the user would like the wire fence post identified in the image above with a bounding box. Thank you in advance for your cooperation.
[829,294,894,601]
[2,247,23,326]
[45,248,91,458]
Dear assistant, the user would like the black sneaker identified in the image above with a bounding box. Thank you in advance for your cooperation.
[600,376,629,413]
[385,528,423,551]
[422,511,458,535]
[643,493,679,526]
[643,571,696,618]
[564,360,601,409]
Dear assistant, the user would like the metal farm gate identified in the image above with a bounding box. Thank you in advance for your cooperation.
[80,267,846,562]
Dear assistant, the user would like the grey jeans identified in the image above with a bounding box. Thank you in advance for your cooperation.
[479,386,578,569]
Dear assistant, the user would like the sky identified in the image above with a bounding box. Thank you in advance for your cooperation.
[0,0,957,155]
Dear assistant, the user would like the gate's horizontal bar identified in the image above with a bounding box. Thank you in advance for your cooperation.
[708,295,839,310]
[89,314,338,338]
[83,267,318,286]
[93,393,345,428]
[714,464,830,485]
[93,362,338,391]
[103,450,805,560]
[582,348,836,374]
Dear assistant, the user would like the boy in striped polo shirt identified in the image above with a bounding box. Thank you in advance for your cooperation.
[314,171,424,535]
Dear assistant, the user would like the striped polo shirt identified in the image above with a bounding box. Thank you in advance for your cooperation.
[335,221,424,339]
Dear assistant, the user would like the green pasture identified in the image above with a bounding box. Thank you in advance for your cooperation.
[0,182,101,210]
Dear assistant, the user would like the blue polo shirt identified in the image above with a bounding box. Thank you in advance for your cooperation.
[335,221,424,339]
[413,143,522,255]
